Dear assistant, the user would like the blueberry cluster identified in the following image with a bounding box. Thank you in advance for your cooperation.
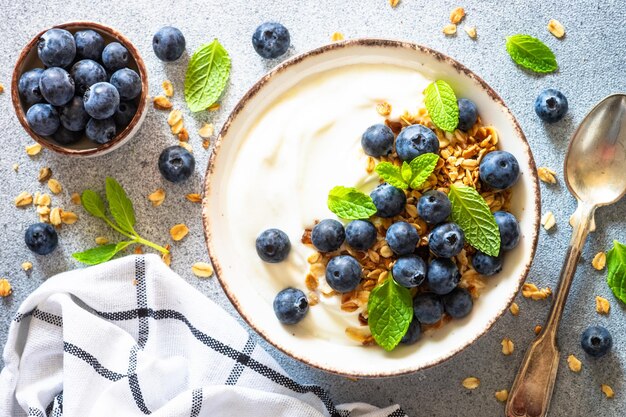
[19,28,142,146]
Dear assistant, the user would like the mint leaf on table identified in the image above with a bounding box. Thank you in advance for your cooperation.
[607,240,626,304]
[408,153,439,189]
[424,80,459,132]
[72,241,133,266]
[81,189,107,219]
[448,184,501,256]
[367,274,413,351]
[105,177,136,235]
[184,39,231,112]
[506,34,557,74]
[327,186,377,220]
[375,162,408,189]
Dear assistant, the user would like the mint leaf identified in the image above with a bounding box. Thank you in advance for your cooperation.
[105,177,136,235]
[506,34,557,74]
[328,186,377,220]
[367,274,413,351]
[607,240,626,304]
[408,153,439,190]
[184,39,231,112]
[375,162,408,189]
[72,241,133,265]
[81,189,106,219]
[448,184,500,256]
[424,80,459,132]
[401,162,412,183]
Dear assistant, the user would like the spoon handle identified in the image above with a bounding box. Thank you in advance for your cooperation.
[506,203,595,417]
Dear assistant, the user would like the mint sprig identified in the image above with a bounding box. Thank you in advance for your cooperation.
[607,240,626,304]
[375,162,409,189]
[73,177,169,265]
[424,80,459,132]
[408,153,439,189]
[184,39,231,112]
[448,184,501,257]
[374,153,439,190]
[367,273,413,351]
[506,34,557,74]
[327,186,377,220]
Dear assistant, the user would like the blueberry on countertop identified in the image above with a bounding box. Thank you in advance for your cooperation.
[494,211,521,251]
[392,255,427,288]
[413,293,444,325]
[18,68,44,105]
[325,255,362,293]
[345,220,377,251]
[395,124,439,162]
[479,150,520,190]
[153,26,186,62]
[311,219,345,252]
[256,228,291,263]
[361,124,394,157]
[371,183,406,218]
[53,126,82,145]
[457,98,478,132]
[442,287,473,319]
[84,82,120,120]
[535,89,568,123]
[429,222,464,258]
[102,42,130,72]
[60,96,90,132]
[37,28,76,68]
[386,221,419,256]
[26,103,59,136]
[418,190,451,225]
[472,251,503,276]
[581,326,612,358]
[113,101,137,127]
[74,29,105,61]
[25,223,58,255]
[39,67,75,106]
[85,117,116,144]
[273,288,308,324]
[110,68,142,101]
[252,22,290,59]
[427,258,460,295]
[158,145,195,183]
[71,59,107,95]
[400,316,421,345]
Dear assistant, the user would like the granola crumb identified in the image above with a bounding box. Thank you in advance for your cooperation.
[443,24,457,35]
[534,325,543,335]
[567,354,582,372]
[208,103,220,111]
[21,261,33,271]
[537,167,557,184]
[49,207,62,226]
[95,237,109,245]
[522,283,552,300]
[307,291,319,306]
[148,188,166,207]
[494,389,508,402]
[48,179,62,194]
[26,143,42,156]
[162,244,172,266]
[170,224,189,241]
[191,262,214,278]
[0,279,12,297]
[70,192,81,205]
[501,337,514,355]
[171,119,184,135]
[541,211,556,230]
[462,377,480,390]
[198,123,214,139]
[178,127,189,142]
[601,384,614,399]
[186,193,202,203]
[0,83,4,94]
[464,26,477,39]
[450,7,465,24]
[14,191,33,207]
[178,141,193,153]
[389,0,399,7]
[167,109,183,127]
[509,302,519,316]
[376,102,392,116]
[331,32,344,42]
[153,95,173,110]
[547,19,565,38]
[60,210,78,224]
[202,139,210,149]
[592,252,606,270]
[38,167,52,182]
[134,246,144,255]
[162,80,174,97]
[595,296,610,315]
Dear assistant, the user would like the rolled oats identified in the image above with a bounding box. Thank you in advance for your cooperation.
[134,246,144,255]
[153,95,173,110]
[541,211,556,230]
[592,252,606,270]
[462,377,480,390]
[179,141,193,153]
[21,261,33,271]
[509,302,519,316]
[494,390,508,402]
[171,119,184,135]
[380,245,393,258]
[501,338,514,355]
[38,167,52,182]
[308,291,319,306]
[49,207,62,226]
[388,0,399,7]
[167,109,183,127]
[376,102,392,116]
[601,384,614,399]
[191,262,214,278]
[35,193,51,207]
[595,296,610,315]
[305,273,319,291]
[450,7,465,24]
[48,179,62,194]
[443,24,457,35]
[185,193,202,203]
[178,127,189,142]
[208,103,220,112]
[522,283,552,300]
[60,210,78,224]
[162,80,174,97]
[95,237,109,245]
[14,191,33,207]
[198,123,215,139]
[148,188,166,207]
[464,26,477,39]
[162,244,172,266]
[331,32,344,42]
[0,279,11,297]
[71,192,81,204]
[26,143,42,156]
[0,83,4,94]
[534,325,543,335]
[170,224,189,241]
[537,167,557,184]
[567,354,582,372]
[202,139,211,149]
[547,19,565,38]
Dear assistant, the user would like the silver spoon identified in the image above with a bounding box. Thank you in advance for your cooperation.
[506,94,626,417]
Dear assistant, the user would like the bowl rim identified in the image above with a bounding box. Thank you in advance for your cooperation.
[11,20,149,157]
[202,38,541,377]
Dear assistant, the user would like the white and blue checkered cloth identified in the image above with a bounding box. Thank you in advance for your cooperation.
[0,254,406,417]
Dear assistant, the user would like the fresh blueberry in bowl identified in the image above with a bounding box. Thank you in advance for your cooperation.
[325,255,362,293]
[158,145,196,183]
[26,103,59,136]
[371,183,406,218]
[494,211,520,251]
[400,316,421,345]
[256,228,291,263]
[535,89,568,123]
[102,42,130,72]
[74,29,105,61]
[429,222,464,258]
[152,26,186,62]
[252,22,290,59]
[39,67,75,106]
[392,255,427,288]
[25,222,58,255]
[84,82,120,120]
[395,124,439,161]
[53,126,82,145]
[113,101,137,127]
[386,221,419,255]
[18,68,44,105]
[413,293,444,325]
[472,251,503,276]
[427,258,460,295]
[345,220,377,251]
[581,325,612,358]
[109,68,142,100]
[60,96,90,132]
[457,98,478,132]
[442,287,473,319]
[361,124,394,157]
[70,59,107,95]
[37,28,76,68]
[479,150,520,190]
[311,219,345,252]
[418,190,451,224]
[86,117,116,144]
[273,288,308,324]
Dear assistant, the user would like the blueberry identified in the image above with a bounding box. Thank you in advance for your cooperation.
[494,211,521,251]
[400,316,421,345]
[25,223,58,255]
[74,29,105,61]
[18,68,44,105]
[479,150,520,190]
[39,67,75,106]
[457,98,478,132]
[256,228,291,263]
[26,103,59,136]
[442,287,473,319]
[581,326,612,358]
[427,258,460,295]
[152,26,186,62]
[428,222,464,258]
[252,22,290,59]
[102,42,130,72]
[386,221,419,255]
[60,96,89,131]
[361,124,394,157]
[345,220,377,251]
[311,219,345,252]
[370,183,406,218]
[37,28,76,68]
[472,251,503,276]
[273,288,308,324]
[413,293,444,325]
[392,255,427,288]
[158,145,195,183]
[86,117,116,144]
[70,59,107,95]
[395,124,439,162]
[52,126,81,145]
[325,255,362,293]
[109,68,142,100]
[418,190,451,224]
[534,89,568,123]
[113,101,137,127]
[84,82,120,119]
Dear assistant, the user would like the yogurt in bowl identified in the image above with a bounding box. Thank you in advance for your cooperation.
[203,39,540,377]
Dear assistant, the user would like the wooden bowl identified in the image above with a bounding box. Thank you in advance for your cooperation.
[11,21,149,157]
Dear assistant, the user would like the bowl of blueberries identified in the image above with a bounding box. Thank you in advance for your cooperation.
[11,21,148,157]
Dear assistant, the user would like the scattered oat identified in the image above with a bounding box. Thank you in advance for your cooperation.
[331,32,344,42]
[494,390,508,402]
[541,211,556,230]
[509,302,519,316]
[167,109,183,127]
[443,24,457,35]
[170,224,189,241]
[376,102,392,116]
[14,191,33,207]
[35,193,51,207]
[601,384,614,399]
[537,167,557,184]
[305,273,319,291]
[595,296,610,315]
[162,244,172,266]
[191,262,214,278]
[178,127,189,142]
[134,246,144,254]
[202,139,210,149]
[171,119,184,135]
[450,7,465,24]
[547,19,565,38]
[464,26,477,39]
[534,325,543,335]
[198,123,214,139]
[60,210,78,224]
[186,193,202,203]
[38,167,52,182]
[178,141,193,153]
[148,188,166,207]
[522,283,552,300]
[48,179,62,194]
[389,0,399,8]
[308,291,319,306]
[567,354,582,372]
[0,279,11,297]
[207,103,220,111]
[501,338,514,355]
[153,95,173,110]
[0,83,4,94]
[12,163,19,172]
[95,237,109,245]
[26,143,42,156]
[162,80,174,97]
[21,262,33,271]
[49,207,62,226]
[462,377,480,390]
[592,252,606,270]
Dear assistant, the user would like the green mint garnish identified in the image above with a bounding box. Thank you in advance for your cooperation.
[505,34,557,74]
[327,186,377,220]
[184,39,231,112]
[448,184,501,257]
[73,177,169,265]
[374,153,439,190]
[408,153,439,189]
[367,273,413,351]
[423,80,459,132]
[375,162,409,189]
[607,240,626,304]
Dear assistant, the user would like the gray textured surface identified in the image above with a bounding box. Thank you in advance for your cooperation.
[1,0,625,415]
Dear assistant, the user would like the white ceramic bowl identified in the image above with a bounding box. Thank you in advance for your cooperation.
[202,39,540,377]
